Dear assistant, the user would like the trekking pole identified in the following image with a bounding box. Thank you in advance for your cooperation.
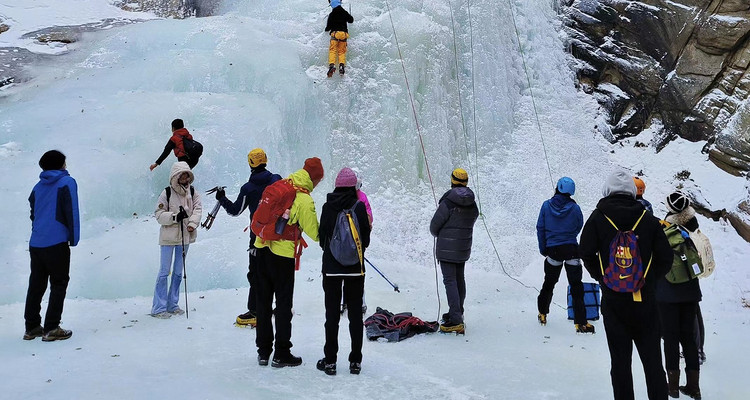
[179,206,190,319]
[364,258,399,292]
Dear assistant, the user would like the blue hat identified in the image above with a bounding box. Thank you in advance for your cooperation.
[556,177,575,196]
[330,0,341,8]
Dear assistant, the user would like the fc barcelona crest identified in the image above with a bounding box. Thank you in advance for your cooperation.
[615,245,633,268]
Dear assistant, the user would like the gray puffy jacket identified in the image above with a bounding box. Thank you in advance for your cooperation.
[430,187,479,263]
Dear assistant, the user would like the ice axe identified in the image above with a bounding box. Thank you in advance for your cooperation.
[365,258,399,293]
[201,186,225,230]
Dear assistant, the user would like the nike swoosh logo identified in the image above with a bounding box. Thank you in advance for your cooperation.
[619,274,632,279]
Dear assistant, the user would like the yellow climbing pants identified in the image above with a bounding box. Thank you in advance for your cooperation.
[328,31,349,65]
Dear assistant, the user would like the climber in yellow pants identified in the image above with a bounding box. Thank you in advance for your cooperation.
[328,31,349,74]
[325,0,354,77]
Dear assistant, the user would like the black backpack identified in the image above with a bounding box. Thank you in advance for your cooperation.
[182,137,203,164]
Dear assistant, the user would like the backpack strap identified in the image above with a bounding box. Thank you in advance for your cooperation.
[165,185,194,209]
[346,201,364,273]
[602,209,647,231]
[631,210,647,230]
[347,211,364,274]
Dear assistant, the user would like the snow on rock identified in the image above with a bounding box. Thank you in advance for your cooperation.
[0,0,157,53]
[558,0,750,177]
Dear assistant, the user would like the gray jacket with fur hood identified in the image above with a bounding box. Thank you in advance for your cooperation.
[155,162,202,245]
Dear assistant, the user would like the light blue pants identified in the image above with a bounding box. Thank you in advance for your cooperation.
[151,245,188,314]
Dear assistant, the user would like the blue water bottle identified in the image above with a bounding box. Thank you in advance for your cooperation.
[275,209,290,235]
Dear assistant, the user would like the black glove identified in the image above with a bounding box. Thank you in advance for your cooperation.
[175,207,189,222]
[215,188,225,200]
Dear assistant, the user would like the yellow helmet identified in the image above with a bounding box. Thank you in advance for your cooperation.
[451,168,468,186]
[247,148,268,168]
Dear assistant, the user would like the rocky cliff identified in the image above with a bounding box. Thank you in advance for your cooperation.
[558,0,750,175]
[115,0,221,18]
[558,0,750,239]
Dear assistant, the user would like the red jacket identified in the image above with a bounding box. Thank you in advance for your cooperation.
[170,128,193,158]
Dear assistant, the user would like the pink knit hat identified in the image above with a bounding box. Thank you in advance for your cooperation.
[335,167,358,188]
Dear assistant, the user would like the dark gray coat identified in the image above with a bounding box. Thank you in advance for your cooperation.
[430,187,479,263]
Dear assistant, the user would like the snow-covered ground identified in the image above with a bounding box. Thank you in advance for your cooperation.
[0,0,157,54]
[1,0,749,399]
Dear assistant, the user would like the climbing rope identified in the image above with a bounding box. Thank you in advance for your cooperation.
[433,239,442,322]
[506,0,555,188]
[447,0,471,171]
[384,0,438,207]
[445,0,565,310]
[384,0,566,312]
[384,0,446,317]
[466,0,483,212]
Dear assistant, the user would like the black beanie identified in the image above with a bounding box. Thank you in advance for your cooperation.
[39,150,66,171]
[666,191,689,214]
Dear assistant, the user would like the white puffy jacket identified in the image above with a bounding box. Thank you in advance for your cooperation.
[155,162,202,245]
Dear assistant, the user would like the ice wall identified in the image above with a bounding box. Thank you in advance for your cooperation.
[0,0,608,304]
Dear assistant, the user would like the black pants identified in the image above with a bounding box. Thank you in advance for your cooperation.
[602,298,668,400]
[246,240,258,313]
[323,275,364,363]
[177,155,198,169]
[537,244,586,324]
[440,261,466,324]
[255,247,295,358]
[24,243,71,332]
[658,301,699,371]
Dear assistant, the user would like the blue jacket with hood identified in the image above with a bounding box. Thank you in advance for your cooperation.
[218,168,281,243]
[29,170,80,248]
[219,168,281,218]
[536,193,583,255]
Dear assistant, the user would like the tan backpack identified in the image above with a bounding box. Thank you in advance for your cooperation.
[691,228,716,278]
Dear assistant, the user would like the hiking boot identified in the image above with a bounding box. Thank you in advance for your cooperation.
[575,323,595,334]
[236,311,257,326]
[169,308,185,316]
[440,313,450,324]
[439,322,465,334]
[667,370,680,398]
[257,354,269,366]
[316,358,336,375]
[349,362,361,375]
[23,326,43,340]
[538,313,547,326]
[151,312,171,319]
[271,353,302,368]
[339,64,345,75]
[42,326,72,342]
[679,370,701,399]
[327,64,336,78]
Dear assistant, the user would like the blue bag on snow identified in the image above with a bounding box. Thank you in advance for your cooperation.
[567,282,600,321]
